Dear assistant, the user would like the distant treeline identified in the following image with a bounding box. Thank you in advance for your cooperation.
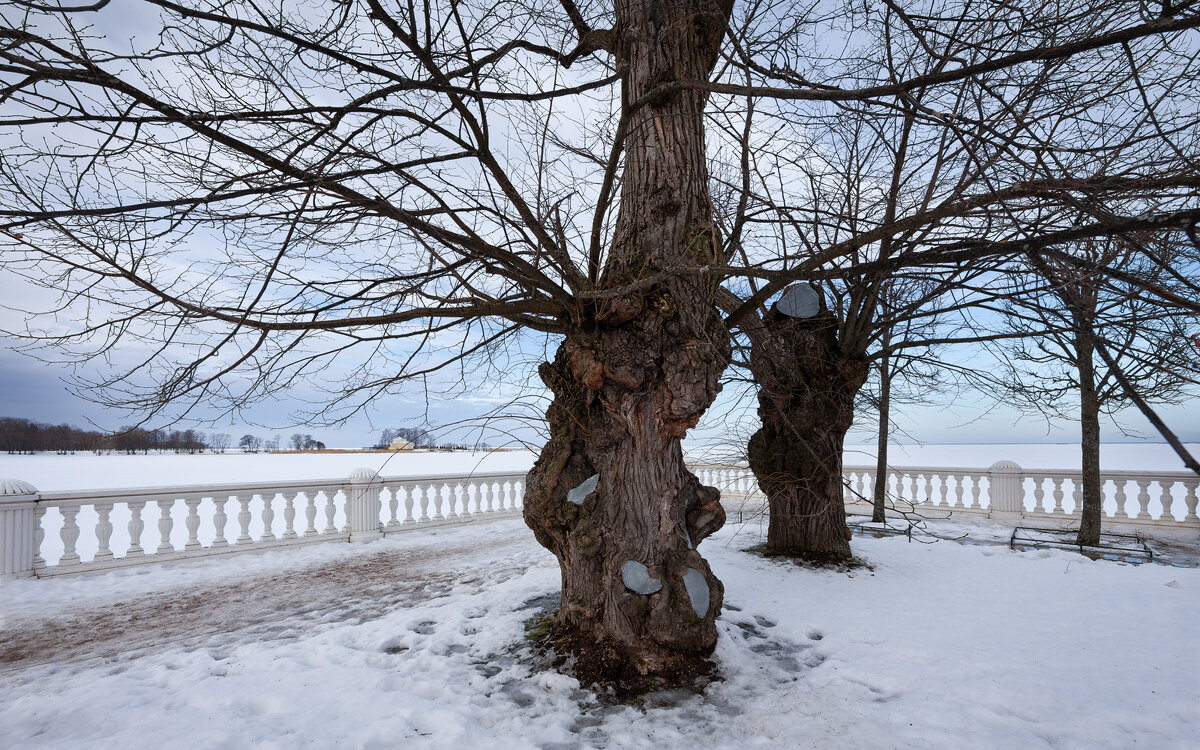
[0,417,325,455]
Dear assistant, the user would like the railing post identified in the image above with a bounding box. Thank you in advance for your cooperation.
[346,468,383,543]
[0,479,39,578]
[988,460,1024,519]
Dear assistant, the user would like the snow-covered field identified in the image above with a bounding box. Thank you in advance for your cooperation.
[4,442,1198,493]
[0,450,537,492]
[2,515,1197,749]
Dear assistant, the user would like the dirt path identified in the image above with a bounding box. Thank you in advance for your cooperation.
[0,530,537,671]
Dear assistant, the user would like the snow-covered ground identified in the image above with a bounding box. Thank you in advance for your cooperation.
[4,442,1198,493]
[2,516,1196,749]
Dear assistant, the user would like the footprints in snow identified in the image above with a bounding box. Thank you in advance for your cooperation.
[725,603,827,677]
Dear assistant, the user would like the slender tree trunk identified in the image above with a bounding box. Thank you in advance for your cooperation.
[747,306,868,561]
[523,0,733,680]
[872,350,892,523]
[1074,320,1103,546]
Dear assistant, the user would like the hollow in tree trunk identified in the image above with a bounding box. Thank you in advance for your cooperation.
[522,0,733,681]
[747,305,868,561]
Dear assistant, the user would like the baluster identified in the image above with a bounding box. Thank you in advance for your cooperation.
[1112,480,1128,520]
[455,482,468,518]
[323,492,338,534]
[938,473,950,508]
[94,503,114,561]
[924,474,935,506]
[1073,480,1085,518]
[212,497,229,547]
[514,479,524,509]
[449,482,462,519]
[32,505,47,570]
[236,495,253,544]
[126,501,146,557]
[386,486,401,530]
[480,481,494,514]
[465,481,478,516]
[1048,477,1065,515]
[417,482,432,518]
[282,492,298,539]
[1049,476,1063,514]
[1135,479,1152,520]
[304,493,319,536]
[424,480,439,520]
[1182,479,1198,522]
[402,484,416,523]
[908,474,920,505]
[1031,476,1046,513]
[59,506,81,565]
[260,494,277,541]
[156,499,175,554]
[970,475,982,510]
[184,498,202,549]
[1159,480,1176,522]
[952,474,964,508]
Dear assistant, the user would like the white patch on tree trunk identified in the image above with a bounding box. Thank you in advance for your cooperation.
[776,284,820,318]
[621,560,662,595]
[565,474,599,506]
[682,568,710,617]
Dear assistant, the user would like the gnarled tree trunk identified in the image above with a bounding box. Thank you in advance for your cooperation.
[747,306,868,561]
[522,0,733,679]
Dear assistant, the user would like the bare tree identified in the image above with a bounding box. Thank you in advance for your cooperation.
[2,0,1199,681]
[992,237,1198,545]
[708,0,1200,560]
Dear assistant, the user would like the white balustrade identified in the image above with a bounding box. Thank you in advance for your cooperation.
[2,457,1190,580]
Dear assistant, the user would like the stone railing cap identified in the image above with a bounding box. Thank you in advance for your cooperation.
[989,460,1022,472]
[347,467,380,483]
[0,478,38,495]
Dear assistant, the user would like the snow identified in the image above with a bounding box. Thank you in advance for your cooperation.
[0,450,538,493]
[839,442,1200,473]
[2,515,1196,749]
[4,443,1198,494]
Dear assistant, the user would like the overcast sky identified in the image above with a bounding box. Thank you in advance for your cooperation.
[3,335,1197,450]
[1,1,1195,453]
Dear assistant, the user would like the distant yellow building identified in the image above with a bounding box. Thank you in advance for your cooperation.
[388,437,414,451]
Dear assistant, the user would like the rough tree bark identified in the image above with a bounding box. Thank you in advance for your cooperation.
[747,303,868,561]
[1072,314,1104,547]
[872,348,892,523]
[522,0,733,679]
